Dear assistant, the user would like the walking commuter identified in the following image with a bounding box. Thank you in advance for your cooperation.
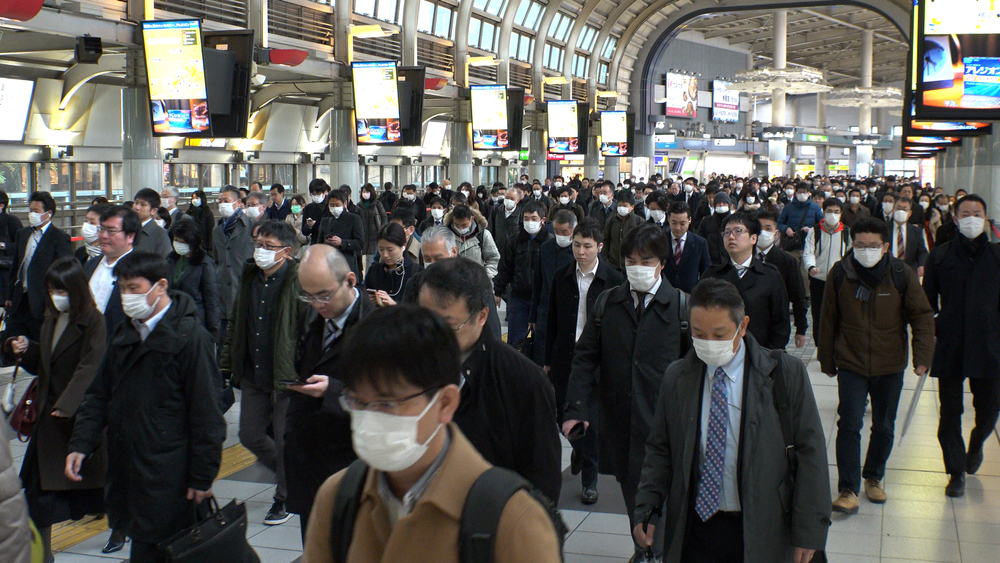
[888,197,929,277]
[645,191,671,231]
[364,223,420,307]
[633,278,830,563]
[284,194,310,251]
[697,191,733,265]
[357,183,388,270]
[923,194,1000,497]
[494,201,551,346]
[244,191,268,224]
[389,207,422,265]
[842,187,871,228]
[445,203,500,278]
[662,202,711,293]
[563,224,688,558]
[416,257,562,503]
[159,186,185,226]
[602,191,644,271]
[67,252,226,563]
[529,209,577,366]
[489,186,524,256]
[184,190,216,253]
[418,197,447,235]
[7,258,107,563]
[212,185,255,347]
[131,188,172,257]
[820,218,935,513]
[588,181,616,227]
[548,186,587,224]
[75,204,107,265]
[318,188,366,280]
[394,184,426,225]
[756,210,809,348]
[777,183,823,260]
[220,220,304,526]
[545,218,625,505]
[303,178,331,245]
[166,220,221,338]
[803,198,852,341]
[0,191,22,305]
[85,206,137,346]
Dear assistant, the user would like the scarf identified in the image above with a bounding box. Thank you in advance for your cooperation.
[851,253,888,303]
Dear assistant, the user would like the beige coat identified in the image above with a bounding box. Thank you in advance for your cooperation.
[0,424,33,563]
[303,424,561,563]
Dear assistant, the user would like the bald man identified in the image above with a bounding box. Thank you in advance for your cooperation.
[283,245,375,539]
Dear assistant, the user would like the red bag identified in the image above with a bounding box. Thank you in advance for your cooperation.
[8,376,37,442]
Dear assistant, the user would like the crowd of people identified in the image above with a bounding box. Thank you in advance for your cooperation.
[0,171,996,563]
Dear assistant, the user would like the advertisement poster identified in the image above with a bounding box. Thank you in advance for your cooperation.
[712,80,740,122]
[471,85,509,150]
[0,78,34,142]
[352,61,401,144]
[547,100,580,154]
[600,111,628,156]
[666,72,697,118]
[142,20,211,135]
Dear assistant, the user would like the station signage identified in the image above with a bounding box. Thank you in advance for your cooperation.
[761,126,795,140]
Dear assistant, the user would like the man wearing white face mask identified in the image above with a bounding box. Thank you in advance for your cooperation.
[923,194,1000,498]
[547,186,586,224]
[529,211,578,366]
[303,178,331,244]
[212,186,254,352]
[444,204,500,279]
[634,278,830,563]
[587,182,617,229]
[887,197,929,278]
[489,186,524,260]
[601,191,644,272]
[243,191,268,224]
[493,201,551,346]
[75,204,106,265]
[756,210,809,349]
[802,198,851,341]
[564,224,690,559]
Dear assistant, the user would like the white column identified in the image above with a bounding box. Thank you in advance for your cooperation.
[771,10,788,174]
[859,29,874,135]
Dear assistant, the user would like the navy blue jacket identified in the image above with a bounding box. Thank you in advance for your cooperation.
[662,232,711,293]
[778,199,823,235]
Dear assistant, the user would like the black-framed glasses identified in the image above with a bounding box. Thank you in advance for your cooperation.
[339,385,443,415]
[722,228,749,239]
[97,226,123,236]
[254,242,288,252]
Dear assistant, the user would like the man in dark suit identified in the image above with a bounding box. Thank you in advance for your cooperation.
[888,197,930,277]
[756,209,809,348]
[317,188,366,280]
[131,188,172,257]
[588,181,616,228]
[85,206,138,342]
[283,244,373,539]
[703,212,791,350]
[5,191,72,340]
[662,202,711,293]
[302,179,331,245]
[545,218,624,505]
[265,183,292,221]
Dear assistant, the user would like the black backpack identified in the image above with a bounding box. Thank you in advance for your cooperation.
[329,460,568,563]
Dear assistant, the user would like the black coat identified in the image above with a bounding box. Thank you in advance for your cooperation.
[167,252,221,337]
[84,256,127,342]
[8,224,72,323]
[587,201,615,229]
[302,201,327,245]
[0,212,21,303]
[545,259,624,372]
[565,278,686,482]
[923,235,1000,380]
[185,206,216,253]
[760,245,809,337]
[285,291,374,515]
[697,211,730,265]
[887,221,930,270]
[488,205,522,257]
[703,257,791,349]
[454,326,562,503]
[494,228,552,299]
[69,292,225,542]
[363,256,420,302]
[318,212,366,279]
[529,238,574,327]
[661,232,711,293]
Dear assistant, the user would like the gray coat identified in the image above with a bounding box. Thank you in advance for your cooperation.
[635,335,831,563]
[0,424,32,563]
[212,213,254,321]
[134,219,172,257]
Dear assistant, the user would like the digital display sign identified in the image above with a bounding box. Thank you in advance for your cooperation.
[712,80,740,122]
[547,100,580,154]
[352,61,401,145]
[471,85,509,150]
[0,78,34,142]
[142,20,211,135]
[600,111,629,157]
[665,72,698,118]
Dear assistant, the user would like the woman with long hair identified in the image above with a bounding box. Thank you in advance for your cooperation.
[364,223,421,307]
[166,220,221,338]
[185,189,216,253]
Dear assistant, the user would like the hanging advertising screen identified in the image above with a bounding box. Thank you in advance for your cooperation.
[352,61,401,145]
[547,100,580,154]
[665,72,698,118]
[599,111,632,157]
[0,78,34,142]
[471,85,509,150]
[712,80,740,122]
[141,20,212,135]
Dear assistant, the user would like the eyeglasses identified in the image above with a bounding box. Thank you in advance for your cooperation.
[722,228,749,239]
[254,242,288,252]
[97,226,123,236]
[854,244,884,251]
[339,386,443,415]
[298,281,344,303]
[452,312,476,332]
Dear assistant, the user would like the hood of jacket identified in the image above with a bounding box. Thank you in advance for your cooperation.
[443,208,489,230]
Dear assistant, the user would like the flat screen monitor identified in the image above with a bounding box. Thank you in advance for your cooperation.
[547,100,584,154]
[352,61,401,145]
[202,29,254,139]
[712,80,740,122]
[471,85,510,150]
[142,20,212,136]
[600,111,634,157]
[665,72,698,118]
[0,78,34,142]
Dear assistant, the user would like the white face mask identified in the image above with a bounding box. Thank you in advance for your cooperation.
[692,328,741,367]
[869,187,878,194]
[736,183,743,189]
[554,182,563,188]
[28,212,46,228]
[191,198,202,207]
[626,265,659,293]
[154,219,166,229]
[854,247,884,269]
[795,193,810,203]
[246,206,262,220]
[50,294,70,313]
[362,192,371,200]
[173,241,191,256]
[504,199,517,211]
[684,185,694,194]
[617,206,631,217]
[431,208,445,220]
[650,210,666,224]
[533,189,543,197]
[559,196,570,205]
[938,204,950,212]
[893,210,910,224]
[882,202,895,216]
[756,230,776,250]
[254,247,285,270]
[958,216,986,239]
[81,222,100,243]
[555,234,573,248]
[785,189,795,198]
[330,206,344,218]
[403,193,416,201]
[219,202,236,218]
[523,221,542,235]
[351,391,444,473]
[455,225,473,236]
[599,194,612,205]
[919,201,930,210]
[849,196,860,205]
[715,206,730,215]
[122,283,162,320]
[745,197,756,205]
[825,213,841,227]
[824,191,832,199]
[312,194,326,205]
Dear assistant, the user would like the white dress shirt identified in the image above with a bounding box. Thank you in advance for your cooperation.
[699,337,746,512]
[892,222,908,257]
[632,276,662,309]
[90,249,132,314]
[20,222,50,290]
[575,259,599,342]
[133,302,171,341]
[731,254,753,279]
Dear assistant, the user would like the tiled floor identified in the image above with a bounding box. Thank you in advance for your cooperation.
[6,336,999,563]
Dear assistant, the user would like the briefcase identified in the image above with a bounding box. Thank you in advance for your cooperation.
[158,498,260,563]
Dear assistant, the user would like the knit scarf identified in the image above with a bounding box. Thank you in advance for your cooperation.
[851,253,888,303]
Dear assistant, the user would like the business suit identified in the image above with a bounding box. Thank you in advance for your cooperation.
[887,221,929,271]
[662,232,712,293]
[134,219,172,257]
[7,223,72,340]
[83,256,127,342]
[759,245,809,340]
[588,201,616,229]
[703,257,791,350]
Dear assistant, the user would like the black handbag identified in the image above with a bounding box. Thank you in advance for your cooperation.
[513,326,534,358]
[158,498,260,563]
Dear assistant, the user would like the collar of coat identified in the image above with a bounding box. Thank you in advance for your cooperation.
[674,332,778,389]
[110,291,199,351]
[712,255,768,277]
[607,275,677,306]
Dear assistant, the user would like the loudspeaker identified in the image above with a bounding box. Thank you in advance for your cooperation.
[76,36,102,64]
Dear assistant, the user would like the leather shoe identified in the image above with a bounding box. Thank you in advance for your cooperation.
[581,487,599,505]
[102,529,127,554]
[967,449,985,475]
[946,473,966,498]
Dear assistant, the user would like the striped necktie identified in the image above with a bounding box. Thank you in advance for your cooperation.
[897,226,905,259]
[323,319,338,349]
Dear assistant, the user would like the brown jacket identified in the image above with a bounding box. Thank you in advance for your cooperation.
[303,424,561,563]
[818,255,934,377]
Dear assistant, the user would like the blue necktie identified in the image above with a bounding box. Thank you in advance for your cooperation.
[695,367,728,521]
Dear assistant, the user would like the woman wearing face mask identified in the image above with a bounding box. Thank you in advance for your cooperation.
[6,257,107,563]
[166,221,220,338]
[929,194,956,245]
[75,204,107,265]
[283,194,310,252]
[154,206,172,231]
[184,189,216,253]
[357,184,389,270]
[364,223,421,307]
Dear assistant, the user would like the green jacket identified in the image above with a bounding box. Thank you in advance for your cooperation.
[220,259,304,391]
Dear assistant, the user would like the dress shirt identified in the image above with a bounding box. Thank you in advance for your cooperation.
[699,337,746,512]
[575,259,599,342]
[377,427,452,528]
[90,250,132,313]
[731,254,753,279]
[133,302,171,342]
[892,222,908,257]
[631,276,662,309]
[671,232,688,255]
[325,287,360,344]
[20,222,50,290]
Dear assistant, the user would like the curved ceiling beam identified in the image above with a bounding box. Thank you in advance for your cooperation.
[454,0,477,87]
[59,54,127,110]
[586,0,648,91]
[561,0,605,99]
[530,0,562,98]
[608,1,684,97]
[496,0,524,85]
[401,0,421,66]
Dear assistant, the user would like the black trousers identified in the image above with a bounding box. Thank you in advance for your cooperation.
[938,377,1000,475]
[130,540,168,563]
[809,277,826,343]
[681,509,744,563]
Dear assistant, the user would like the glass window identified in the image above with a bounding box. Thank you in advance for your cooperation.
[377,0,398,23]
[73,163,106,200]
[543,44,563,70]
[45,163,71,203]
[577,26,598,52]
[601,35,618,59]
[549,12,571,42]
[252,164,271,185]
[199,164,226,194]
[515,0,543,30]
[111,163,123,203]
[355,0,376,17]
[273,165,295,187]
[598,61,610,85]
[469,17,482,46]
[473,0,489,10]
[418,0,434,32]
[484,0,506,16]
[482,21,496,51]
[434,5,452,38]
[314,164,330,184]
[513,1,530,26]
[0,163,30,206]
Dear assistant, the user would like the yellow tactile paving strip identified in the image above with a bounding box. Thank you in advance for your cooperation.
[51,443,257,552]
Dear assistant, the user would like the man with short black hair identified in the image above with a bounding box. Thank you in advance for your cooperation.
[662,201,711,293]
[494,201,551,346]
[803,198,852,342]
[396,184,427,224]
[529,209,577,366]
[266,183,292,221]
[132,188,172,257]
[86,206,140,342]
[756,209,809,348]
[888,197,929,277]
[303,178,331,244]
[318,189,366,280]
[490,186,523,256]
[602,191,644,272]
[588,181,616,227]
[389,207,422,264]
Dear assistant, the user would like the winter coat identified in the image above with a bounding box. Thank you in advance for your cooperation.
[8,224,72,324]
[529,238,574,327]
[489,205,522,258]
[760,245,809,337]
[285,213,309,250]
[602,212,644,270]
[778,199,824,239]
[0,211,22,304]
[565,278,686,482]
[212,212,255,321]
[545,259,625,371]
[547,202,586,224]
[20,307,107,491]
[634,336,831,563]
[357,199,388,255]
[697,211,730,265]
[167,251,221,337]
[364,256,420,302]
[819,254,935,377]
[703,257,791,350]
[493,228,552,299]
[318,212,366,280]
[185,205,216,253]
[0,424,32,563]
[69,292,226,542]
[443,209,500,279]
[135,219,172,258]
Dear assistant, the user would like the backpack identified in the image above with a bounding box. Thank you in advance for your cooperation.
[330,460,568,563]
[591,285,691,353]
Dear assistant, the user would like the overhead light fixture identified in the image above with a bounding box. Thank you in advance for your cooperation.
[596,90,618,98]
[349,24,397,38]
[468,56,502,67]
[542,76,569,86]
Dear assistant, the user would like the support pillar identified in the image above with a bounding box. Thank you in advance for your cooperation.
[450,121,474,183]
[770,10,788,174]
[584,134,599,181]
[296,163,312,192]
[329,109,360,190]
[604,157,620,183]
[528,129,546,182]
[816,92,828,176]
[859,29,874,135]
[121,86,161,199]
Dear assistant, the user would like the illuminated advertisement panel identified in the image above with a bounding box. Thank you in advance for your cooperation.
[142,20,211,135]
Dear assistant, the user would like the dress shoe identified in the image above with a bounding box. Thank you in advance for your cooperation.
[581,487,598,505]
[946,473,966,498]
[967,449,985,475]
[570,449,582,476]
[102,529,127,553]
[864,479,887,504]
[831,489,859,514]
